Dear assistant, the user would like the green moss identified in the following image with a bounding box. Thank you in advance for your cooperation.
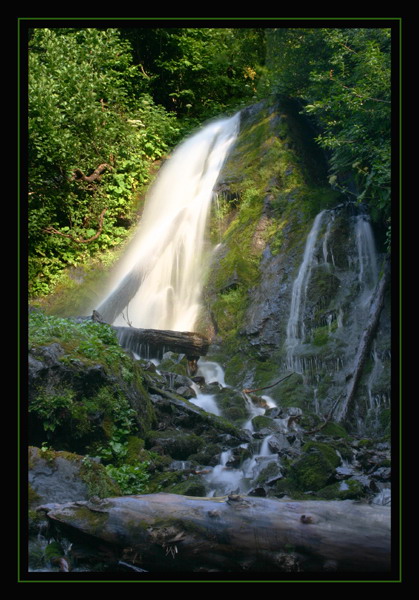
[146,430,204,460]
[168,478,207,497]
[59,504,109,533]
[125,436,146,464]
[379,408,391,435]
[301,442,341,468]
[272,373,311,408]
[28,483,42,508]
[146,470,186,493]
[214,387,249,424]
[288,446,337,492]
[306,267,341,307]
[319,478,365,500]
[159,353,189,376]
[29,313,156,452]
[251,415,279,432]
[79,457,122,498]
[272,478,307,500]
[44,541,65,561]
[358,438,374,448]
[311,326,329,347]
[321,422,349,438]
[255,460,282,486]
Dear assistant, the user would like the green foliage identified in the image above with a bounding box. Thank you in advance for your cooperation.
[122,28,266,120]
[265,28,391,238]
[29,310,122,359]
[28,312,144,446]
[94,425,133,464]
[28,28,180,296]
[105,462,150,495]
[30,388,79,434]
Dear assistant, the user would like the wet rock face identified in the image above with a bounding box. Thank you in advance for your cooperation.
[203,98,390,436]
[244,248,291,354]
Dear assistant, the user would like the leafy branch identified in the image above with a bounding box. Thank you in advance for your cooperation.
[43,208,108,243]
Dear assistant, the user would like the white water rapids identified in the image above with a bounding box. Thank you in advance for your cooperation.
[97,113,240,330]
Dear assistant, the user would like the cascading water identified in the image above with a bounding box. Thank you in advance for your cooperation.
[283,206,385,427]
[285,210,328,372]
[96,113,240,331]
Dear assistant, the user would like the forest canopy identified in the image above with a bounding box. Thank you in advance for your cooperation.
[26,24,393,297]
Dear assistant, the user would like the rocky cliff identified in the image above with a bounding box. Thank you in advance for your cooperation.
[200,97,391,437]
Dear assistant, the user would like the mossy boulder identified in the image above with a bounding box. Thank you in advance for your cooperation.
[287,442,340,492]
[28,312,156,454]
[145,429,204,460]
[251,415,281,433]
[214,387,250,425]
[28,446,121,507]
[254,459,283,487]
[318,478,366,500]
[158,352,190,376]
[168,478,207,497]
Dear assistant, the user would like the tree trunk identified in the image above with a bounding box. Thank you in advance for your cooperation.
[40,493,391,573]
[113,325,210,360]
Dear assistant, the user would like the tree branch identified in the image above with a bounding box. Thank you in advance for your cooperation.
[43,208,108,244]
[71,163,112,183]
[242,372,294,395]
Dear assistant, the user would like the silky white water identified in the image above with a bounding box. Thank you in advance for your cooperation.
[354,214,379,293]
[285,210,327,371]
[97,113,240,330]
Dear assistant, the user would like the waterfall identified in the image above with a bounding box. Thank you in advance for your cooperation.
[96,113,240,331]
[285,210,328,371]
[354,214,379,293]
[283,206,384,425]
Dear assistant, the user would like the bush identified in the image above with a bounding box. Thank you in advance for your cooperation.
[28,28,180,296]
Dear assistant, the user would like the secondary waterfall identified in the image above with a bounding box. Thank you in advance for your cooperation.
[285,210,328,372]
[283,207,384,426]
[96,113,240,331]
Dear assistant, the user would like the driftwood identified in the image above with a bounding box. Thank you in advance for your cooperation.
[337,258,390,422]
[113,325,210,361]
[40,493,391,573]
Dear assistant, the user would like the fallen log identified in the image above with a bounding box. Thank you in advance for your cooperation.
[39,493,391,573]
[113,325,210,361]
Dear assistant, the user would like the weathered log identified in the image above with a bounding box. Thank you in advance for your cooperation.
[113,325,210,361]
[337,257,391,422]
[40,493,391,573]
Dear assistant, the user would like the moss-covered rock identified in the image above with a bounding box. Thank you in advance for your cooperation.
[145,429,204,460]
[28,312,156,454]
[301,441,341,469]
[213,387,250,425]
[167,478,207,497]
[28,446,121,507]
[158,352,190,376]
[288,445,338,492]
[318,479,365,500]
[251,415,280,433]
